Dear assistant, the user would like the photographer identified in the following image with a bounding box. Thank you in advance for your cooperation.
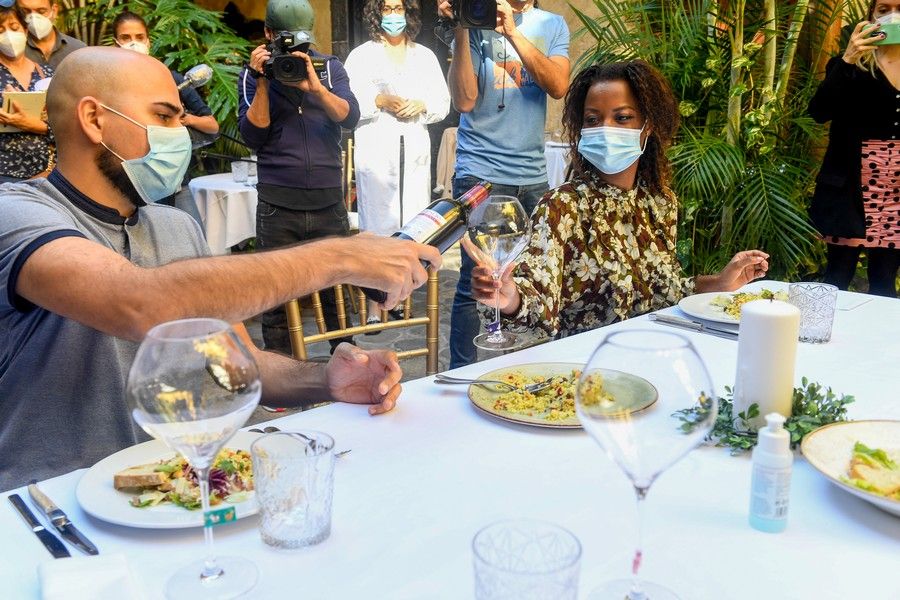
[437,0,570,367]
[239,0,360,355]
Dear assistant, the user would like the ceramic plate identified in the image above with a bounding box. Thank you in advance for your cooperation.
[677,292,741,324]
[468,363,657,429]
[76,430,260,529]
[801,420,900,517]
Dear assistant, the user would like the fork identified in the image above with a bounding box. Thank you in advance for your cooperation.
[433,373,556,394]
[248,427,352,458]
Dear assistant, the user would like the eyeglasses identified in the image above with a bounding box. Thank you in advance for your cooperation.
[382,5,405,14]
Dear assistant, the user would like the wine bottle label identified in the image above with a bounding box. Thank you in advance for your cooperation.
[397,209,447,243]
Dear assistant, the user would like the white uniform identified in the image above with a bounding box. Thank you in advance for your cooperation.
[345,40,450,235]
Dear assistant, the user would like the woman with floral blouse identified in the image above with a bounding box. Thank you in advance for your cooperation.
[465,60,770,339]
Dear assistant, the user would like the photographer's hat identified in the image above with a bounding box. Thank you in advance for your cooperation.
[266,0,316,45]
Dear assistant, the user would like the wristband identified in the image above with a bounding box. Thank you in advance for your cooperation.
[245,63,264,79]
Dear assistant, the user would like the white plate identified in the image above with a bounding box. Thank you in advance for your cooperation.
[801,421,900,517]
[677,292,740,324]
[76,430,260,529]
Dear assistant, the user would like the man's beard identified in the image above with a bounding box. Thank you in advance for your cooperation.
[96,147,145,208]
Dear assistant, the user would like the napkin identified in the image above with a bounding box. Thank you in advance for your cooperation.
[39,553,145,600]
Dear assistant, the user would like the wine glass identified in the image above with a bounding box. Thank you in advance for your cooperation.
[126,318,262,600]
[575,329,717,600]
[465,194,531,351]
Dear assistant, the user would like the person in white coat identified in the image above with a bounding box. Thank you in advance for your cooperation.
[345,0,450,324]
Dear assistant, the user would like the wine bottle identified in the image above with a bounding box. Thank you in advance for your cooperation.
[361,181,493,303]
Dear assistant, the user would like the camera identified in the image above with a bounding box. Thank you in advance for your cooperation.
[455,0,496,29]
[263,31,328,83]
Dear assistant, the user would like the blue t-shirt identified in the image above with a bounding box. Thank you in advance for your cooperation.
[455,9,569,185]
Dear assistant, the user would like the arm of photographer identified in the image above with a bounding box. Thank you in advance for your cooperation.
[495,0,570,99]
[237,44,272,147]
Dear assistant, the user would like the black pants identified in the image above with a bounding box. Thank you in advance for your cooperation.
[823,244,900,297]
[256,199,353,354]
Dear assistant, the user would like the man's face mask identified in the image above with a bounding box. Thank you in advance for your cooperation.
[577,124,648,175]
[25,13,54,40]
[117,40,150,55]
[0,30,27,58]
[99,104,192,206]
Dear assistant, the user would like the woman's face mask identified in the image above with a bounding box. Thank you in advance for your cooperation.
[0,30,27,58]
[876,11,900,26]
[577,124,648,175]
[117,40,150,55]
[381,14,407,37]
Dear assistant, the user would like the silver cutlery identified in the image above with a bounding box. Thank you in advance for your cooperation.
[248,427,351,458]
[28,482,98,555]
[433,373,556,393]
[649,313,739,340]
[8,494,70,558]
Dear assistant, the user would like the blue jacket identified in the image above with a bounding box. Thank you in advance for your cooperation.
[238,49,360,190]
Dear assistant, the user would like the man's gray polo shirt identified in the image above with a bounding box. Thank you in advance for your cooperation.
[25,29,85,69]
[0,171,210,491]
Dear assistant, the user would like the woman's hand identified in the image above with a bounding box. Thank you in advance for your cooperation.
[376,93,407,114]
[0,101,48,134]
[395,99,426,119]
[461,236,522,313]
[696,250,769,293]
[843,21,884,64]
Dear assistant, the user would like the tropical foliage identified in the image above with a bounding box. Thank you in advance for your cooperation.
[573,0,866,279]
[59,0,254,163]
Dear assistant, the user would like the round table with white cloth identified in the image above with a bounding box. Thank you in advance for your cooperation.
[545,141,570,189]
[187,173,257,255]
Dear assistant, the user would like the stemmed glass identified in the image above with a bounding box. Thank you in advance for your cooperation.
[126,318,262,600]
[575,330,717,599]
[465,194,531,351]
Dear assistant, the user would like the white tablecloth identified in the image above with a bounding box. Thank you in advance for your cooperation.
[187,173,257,255]
[2,282,899,598]
[545,140,570,189]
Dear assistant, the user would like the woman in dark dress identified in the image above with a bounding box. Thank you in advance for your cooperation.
[0,5,53,182]
[808,0,900,297]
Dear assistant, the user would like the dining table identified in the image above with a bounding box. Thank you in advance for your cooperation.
[2,281,899,599]
[187,173,258,256]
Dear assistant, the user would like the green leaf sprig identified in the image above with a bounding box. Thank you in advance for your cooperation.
[674,377,855,455]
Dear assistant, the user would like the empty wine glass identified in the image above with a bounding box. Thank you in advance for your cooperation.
[127,318,262,600]
[575,329,717,599]
[465,194,531,351]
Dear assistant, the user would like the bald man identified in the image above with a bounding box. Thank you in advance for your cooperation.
[0,47,441,491]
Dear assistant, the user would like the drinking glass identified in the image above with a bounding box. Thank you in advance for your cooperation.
[126,318,262,600]
[788,282,838,343]
[473,519,582,600]
[231,160,248,183]
[466,194,531,351]
[252,431,335,548]
[575,330,717,600]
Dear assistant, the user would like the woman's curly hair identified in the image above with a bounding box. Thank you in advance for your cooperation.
[562,60,679,197]
[363,0,422,42]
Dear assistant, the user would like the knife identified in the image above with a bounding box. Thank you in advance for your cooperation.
[28,482,99,555]
[649,313,739,339]
[8,494,71,558]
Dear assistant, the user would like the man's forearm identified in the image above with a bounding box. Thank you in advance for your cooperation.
[506,31,569,99]
[246,80,271,128]
[254,349,335,407]
[315,88,350,122]
[448,28,479,112]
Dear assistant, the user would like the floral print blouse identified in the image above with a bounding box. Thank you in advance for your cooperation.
[0,62,54,179]
[505,170,695,339]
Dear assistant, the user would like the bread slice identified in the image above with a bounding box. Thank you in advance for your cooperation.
[849,458,900,496]
[114,463,168,490]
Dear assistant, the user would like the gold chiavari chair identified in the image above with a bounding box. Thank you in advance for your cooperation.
[284,271,440,375]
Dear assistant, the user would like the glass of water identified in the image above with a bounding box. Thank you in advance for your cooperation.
[789,282,838,343]
[472,518,581,600]
[251,431,335,548]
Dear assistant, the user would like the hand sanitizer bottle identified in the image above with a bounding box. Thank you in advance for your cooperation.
[749,412,792,532]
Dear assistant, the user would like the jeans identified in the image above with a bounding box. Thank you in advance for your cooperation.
[256,198,352,354]
[823,243,899,298]
[449,176,549,368]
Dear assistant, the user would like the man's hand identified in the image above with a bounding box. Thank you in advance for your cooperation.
[287,52,325,95]
[327,343,402,415]
[697,250,770,293]
[376,93,407,114]
[330,234,442,309]
[843,21,883,65]
[395,99,426,119]
[248,44,271,81]
[495,0,518,37]
[437,0,454,20]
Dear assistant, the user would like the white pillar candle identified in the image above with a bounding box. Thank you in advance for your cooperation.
[733,299,800,431]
